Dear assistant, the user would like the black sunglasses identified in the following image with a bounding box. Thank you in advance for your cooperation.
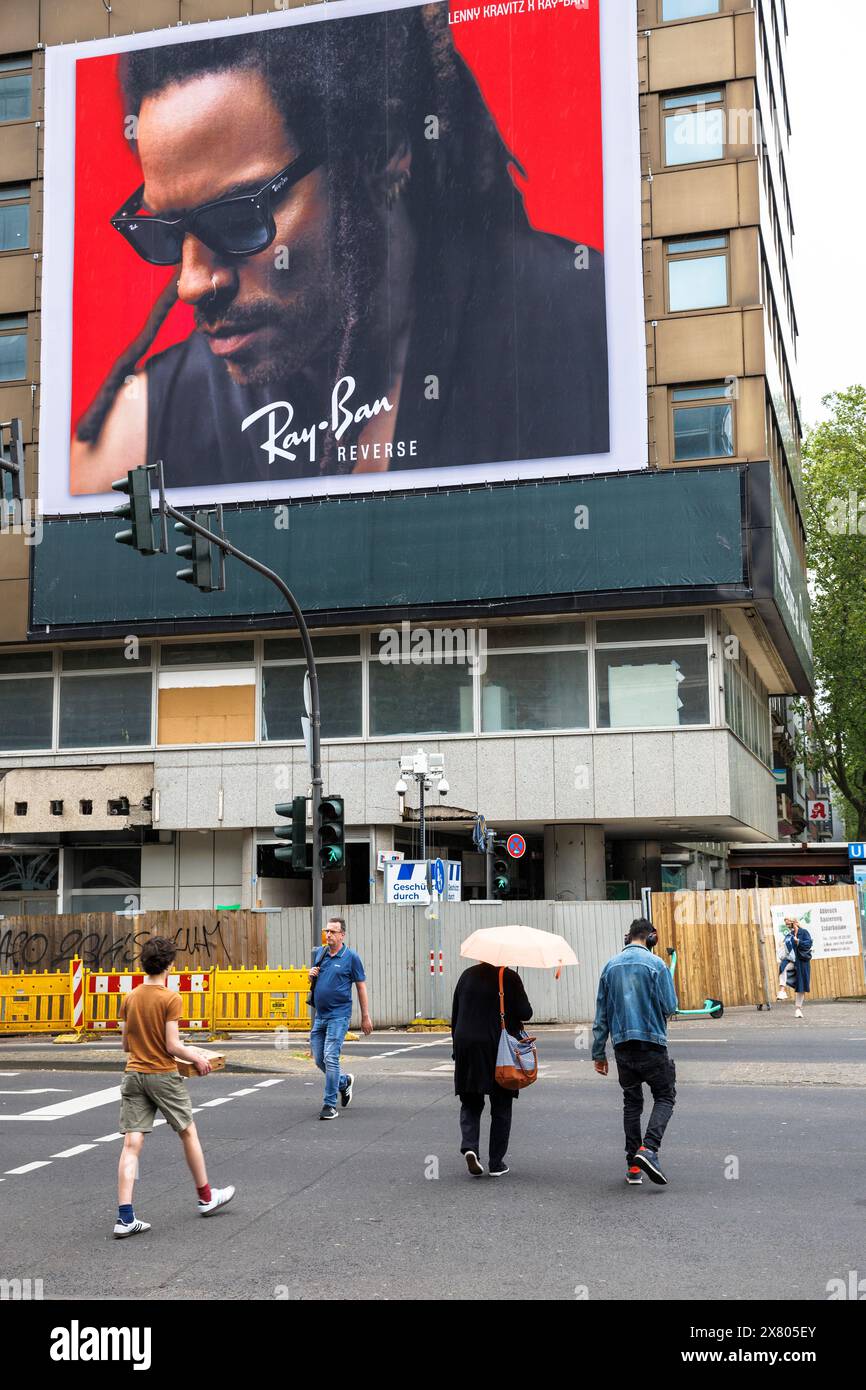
[110,148,322,266]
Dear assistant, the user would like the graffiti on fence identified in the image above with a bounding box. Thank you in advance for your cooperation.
[0,919,233,972]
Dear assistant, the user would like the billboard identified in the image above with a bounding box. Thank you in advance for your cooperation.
[40,0,645,515]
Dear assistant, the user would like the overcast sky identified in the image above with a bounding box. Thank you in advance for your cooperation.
[786,1,865,429]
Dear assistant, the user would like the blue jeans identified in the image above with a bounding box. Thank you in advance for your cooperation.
[310,1009,352,1107]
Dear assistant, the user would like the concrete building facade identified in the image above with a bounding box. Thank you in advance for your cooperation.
[0,0,810,912]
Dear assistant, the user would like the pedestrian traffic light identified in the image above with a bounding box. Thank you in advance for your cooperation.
[493,854,511,897]
[112,466,158,554]
[318,796,345,871]
[274,796,309,874]
[175,511,219,590]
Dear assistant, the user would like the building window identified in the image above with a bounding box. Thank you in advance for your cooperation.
[722,624,772,765]
[0,651,53,750]
[59,647,152,749]
[661,0,720,19]
[666,235,728,312]
[481,622,589,732]
[0,314,27,381]
[671,383,734,461]
[663,89,725,167]
[0,185,29,252]
[595,616,710,729]
[262,634,362,741]
[369,627,473,736]
[0,58,31,123]
[158,640,255,745]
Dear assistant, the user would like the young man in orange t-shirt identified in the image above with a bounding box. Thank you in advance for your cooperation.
[115,936,235,1238]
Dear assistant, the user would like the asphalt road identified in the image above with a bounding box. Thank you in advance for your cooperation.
[0,1056,863,1301]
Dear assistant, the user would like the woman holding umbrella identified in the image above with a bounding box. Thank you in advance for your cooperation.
[451,924,577,1177]
[451,960,533,1178]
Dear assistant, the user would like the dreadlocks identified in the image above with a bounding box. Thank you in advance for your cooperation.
[81,3,522,472]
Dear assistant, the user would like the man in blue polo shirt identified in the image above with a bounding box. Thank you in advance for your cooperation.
[308,917,372,1120]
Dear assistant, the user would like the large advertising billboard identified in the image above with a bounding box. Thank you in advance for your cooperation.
[40,0,645,515]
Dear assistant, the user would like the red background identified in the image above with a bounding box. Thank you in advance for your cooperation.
[70,0,602,434]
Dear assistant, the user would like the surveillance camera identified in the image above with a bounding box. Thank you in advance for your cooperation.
[395,778,408,795]
[423,779,432,792]
[438,778,449,797]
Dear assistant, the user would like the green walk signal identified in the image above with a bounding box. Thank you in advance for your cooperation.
[493,855,511,898]
[175,512,215,590]
[112,467,158,555]
[274,796,309,874]
[318,795,345,872]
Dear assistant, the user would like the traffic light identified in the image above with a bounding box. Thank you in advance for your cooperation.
[112,467,158,554]
[175,511,219,590]
[0,418,24,505]
[493,851,511,898]
[274,796,309,873]
[318,796,345,871]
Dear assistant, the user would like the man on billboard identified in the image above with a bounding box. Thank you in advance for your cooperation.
[70,3,608,494]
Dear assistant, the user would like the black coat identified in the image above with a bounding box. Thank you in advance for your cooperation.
[451,963,533,1097]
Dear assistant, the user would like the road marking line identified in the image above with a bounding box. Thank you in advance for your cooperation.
[51,1144,98,1158]
[16,1086,120,1120]
[93,1132,123,1143]
[0,1115,56,1122]
[253,1078,285,1087]
[5,1160,52,1174]
[229,1088,259,1097]
[370,1038,452,1059]
[0,1088,70,1095]
[0,1071,21,1076]
[199,1097,232,1107]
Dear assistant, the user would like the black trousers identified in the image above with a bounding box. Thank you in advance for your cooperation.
[459,1087,515,1168]
[614,1046,676,1161]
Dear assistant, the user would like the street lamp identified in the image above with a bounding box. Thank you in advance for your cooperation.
[397,749,447,860]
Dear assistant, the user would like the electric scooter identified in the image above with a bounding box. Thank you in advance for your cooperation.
[666,947,724,1018]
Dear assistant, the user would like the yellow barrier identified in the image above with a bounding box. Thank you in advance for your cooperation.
[213,967,310,1032]
[0,970,71,1034]
[0,963,309,1035]
[82,969,214,1035]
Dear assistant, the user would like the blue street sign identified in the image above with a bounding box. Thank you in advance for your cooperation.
[848,843,866,860]
[430,858,446,895]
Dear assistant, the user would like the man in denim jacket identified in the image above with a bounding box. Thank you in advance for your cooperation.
[592,918,678,1187]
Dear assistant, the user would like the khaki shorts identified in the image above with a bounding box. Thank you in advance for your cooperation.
[119,1070,194,1134]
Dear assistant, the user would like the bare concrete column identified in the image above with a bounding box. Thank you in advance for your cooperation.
[543,823,606,901]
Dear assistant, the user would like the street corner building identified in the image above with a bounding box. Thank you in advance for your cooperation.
[0,0,816,931]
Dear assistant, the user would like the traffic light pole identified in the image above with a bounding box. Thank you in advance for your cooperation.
[155,491,323,953]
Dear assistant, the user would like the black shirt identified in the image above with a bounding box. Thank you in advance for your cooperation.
[145,226,609,488]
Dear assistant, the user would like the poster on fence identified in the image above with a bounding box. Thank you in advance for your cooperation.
[769,902,861,961]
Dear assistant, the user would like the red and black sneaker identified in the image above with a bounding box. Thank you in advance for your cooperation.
[625,1165,643,1185]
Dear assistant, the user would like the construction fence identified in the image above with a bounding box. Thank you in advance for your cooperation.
[1,893,863,1035]
[650,886,866,1010]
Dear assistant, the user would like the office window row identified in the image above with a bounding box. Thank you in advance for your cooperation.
[722,626,772,766]
[0,617,716,751]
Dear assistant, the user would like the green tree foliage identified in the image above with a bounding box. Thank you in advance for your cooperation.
[801,385,866,837]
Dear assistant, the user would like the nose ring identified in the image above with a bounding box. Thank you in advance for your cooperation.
[208,274,218,302]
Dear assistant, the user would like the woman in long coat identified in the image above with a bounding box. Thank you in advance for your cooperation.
[451,962,533,1178]
[777,916,812,1018]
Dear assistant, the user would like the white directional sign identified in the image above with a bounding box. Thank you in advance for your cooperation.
[385,860,461,905]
